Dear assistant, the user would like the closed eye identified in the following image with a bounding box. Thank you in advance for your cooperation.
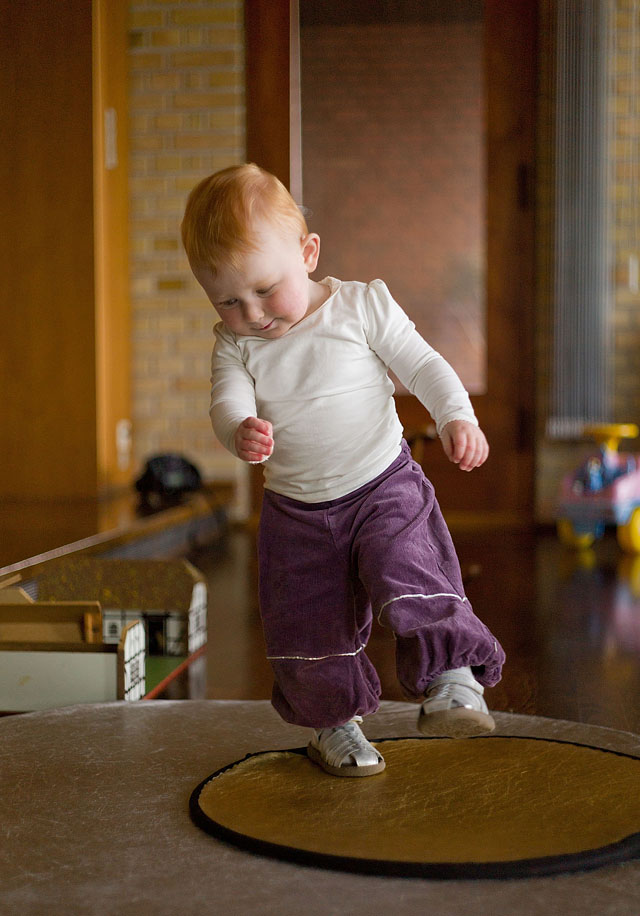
[256,285,275,296]
[219,298,238,309]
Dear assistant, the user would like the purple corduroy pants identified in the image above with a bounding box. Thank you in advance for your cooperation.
[257,441,505,728]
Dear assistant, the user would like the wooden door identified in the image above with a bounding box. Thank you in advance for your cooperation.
[398,1,537,525]
[245,0,536,526]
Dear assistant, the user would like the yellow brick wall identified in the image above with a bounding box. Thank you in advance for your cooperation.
[127,0,246,496]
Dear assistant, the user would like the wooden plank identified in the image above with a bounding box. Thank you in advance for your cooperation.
[0,485,232,582]
[0,587,30,604]
[0,602,102,644]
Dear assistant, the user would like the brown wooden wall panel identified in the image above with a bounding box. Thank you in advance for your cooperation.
[0,0,131,500]
[0,0,96,498]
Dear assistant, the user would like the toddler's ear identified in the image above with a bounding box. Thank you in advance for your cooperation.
[301,233,320,273]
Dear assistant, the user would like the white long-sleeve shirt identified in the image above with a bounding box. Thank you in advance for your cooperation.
[209,277,477,502]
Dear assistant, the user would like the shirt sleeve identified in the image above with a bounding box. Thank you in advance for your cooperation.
[209,323,258,455]
[363,278,478,435]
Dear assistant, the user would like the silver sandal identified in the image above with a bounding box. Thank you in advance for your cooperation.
[307,716,385,777]
[418,667,496,738]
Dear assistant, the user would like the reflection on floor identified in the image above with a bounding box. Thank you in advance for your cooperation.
[170,526,640,737]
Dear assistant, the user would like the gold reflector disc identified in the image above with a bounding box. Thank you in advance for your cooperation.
[191,737,640,879]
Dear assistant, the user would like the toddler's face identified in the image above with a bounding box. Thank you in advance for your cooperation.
[194,222,320,339]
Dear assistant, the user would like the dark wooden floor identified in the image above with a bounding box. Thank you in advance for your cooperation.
[175,525,640,736]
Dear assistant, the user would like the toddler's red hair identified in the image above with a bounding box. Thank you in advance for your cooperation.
[181,163,308,274]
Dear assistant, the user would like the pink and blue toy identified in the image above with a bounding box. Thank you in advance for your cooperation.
[557,424,640,553]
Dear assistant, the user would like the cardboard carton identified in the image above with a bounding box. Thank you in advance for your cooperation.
[0,597,145,710]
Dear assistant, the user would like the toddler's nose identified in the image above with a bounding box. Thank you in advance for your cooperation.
[244,299,265,324]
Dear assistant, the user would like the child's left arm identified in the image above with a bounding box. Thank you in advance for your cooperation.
[363,280,489,473]
[440,420,489,471]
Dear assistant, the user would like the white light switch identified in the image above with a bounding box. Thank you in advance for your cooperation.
[104,108,118,170]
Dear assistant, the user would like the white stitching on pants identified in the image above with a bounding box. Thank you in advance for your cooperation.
[267,644,366,661]
[376,592,467,624]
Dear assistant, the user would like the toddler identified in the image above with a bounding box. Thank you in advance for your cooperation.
[182,163,505,778]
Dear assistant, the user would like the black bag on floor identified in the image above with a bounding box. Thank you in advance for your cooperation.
[135,454,202,508]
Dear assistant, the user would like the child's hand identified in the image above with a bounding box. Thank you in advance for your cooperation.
[440,420,488,471]
[235,417,274,463]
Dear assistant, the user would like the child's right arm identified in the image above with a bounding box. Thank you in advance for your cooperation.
[209,324,273,462]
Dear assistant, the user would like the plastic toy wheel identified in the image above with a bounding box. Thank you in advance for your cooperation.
[557,518,596,549]
[617,508,640,554]
[618,555,640,596]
